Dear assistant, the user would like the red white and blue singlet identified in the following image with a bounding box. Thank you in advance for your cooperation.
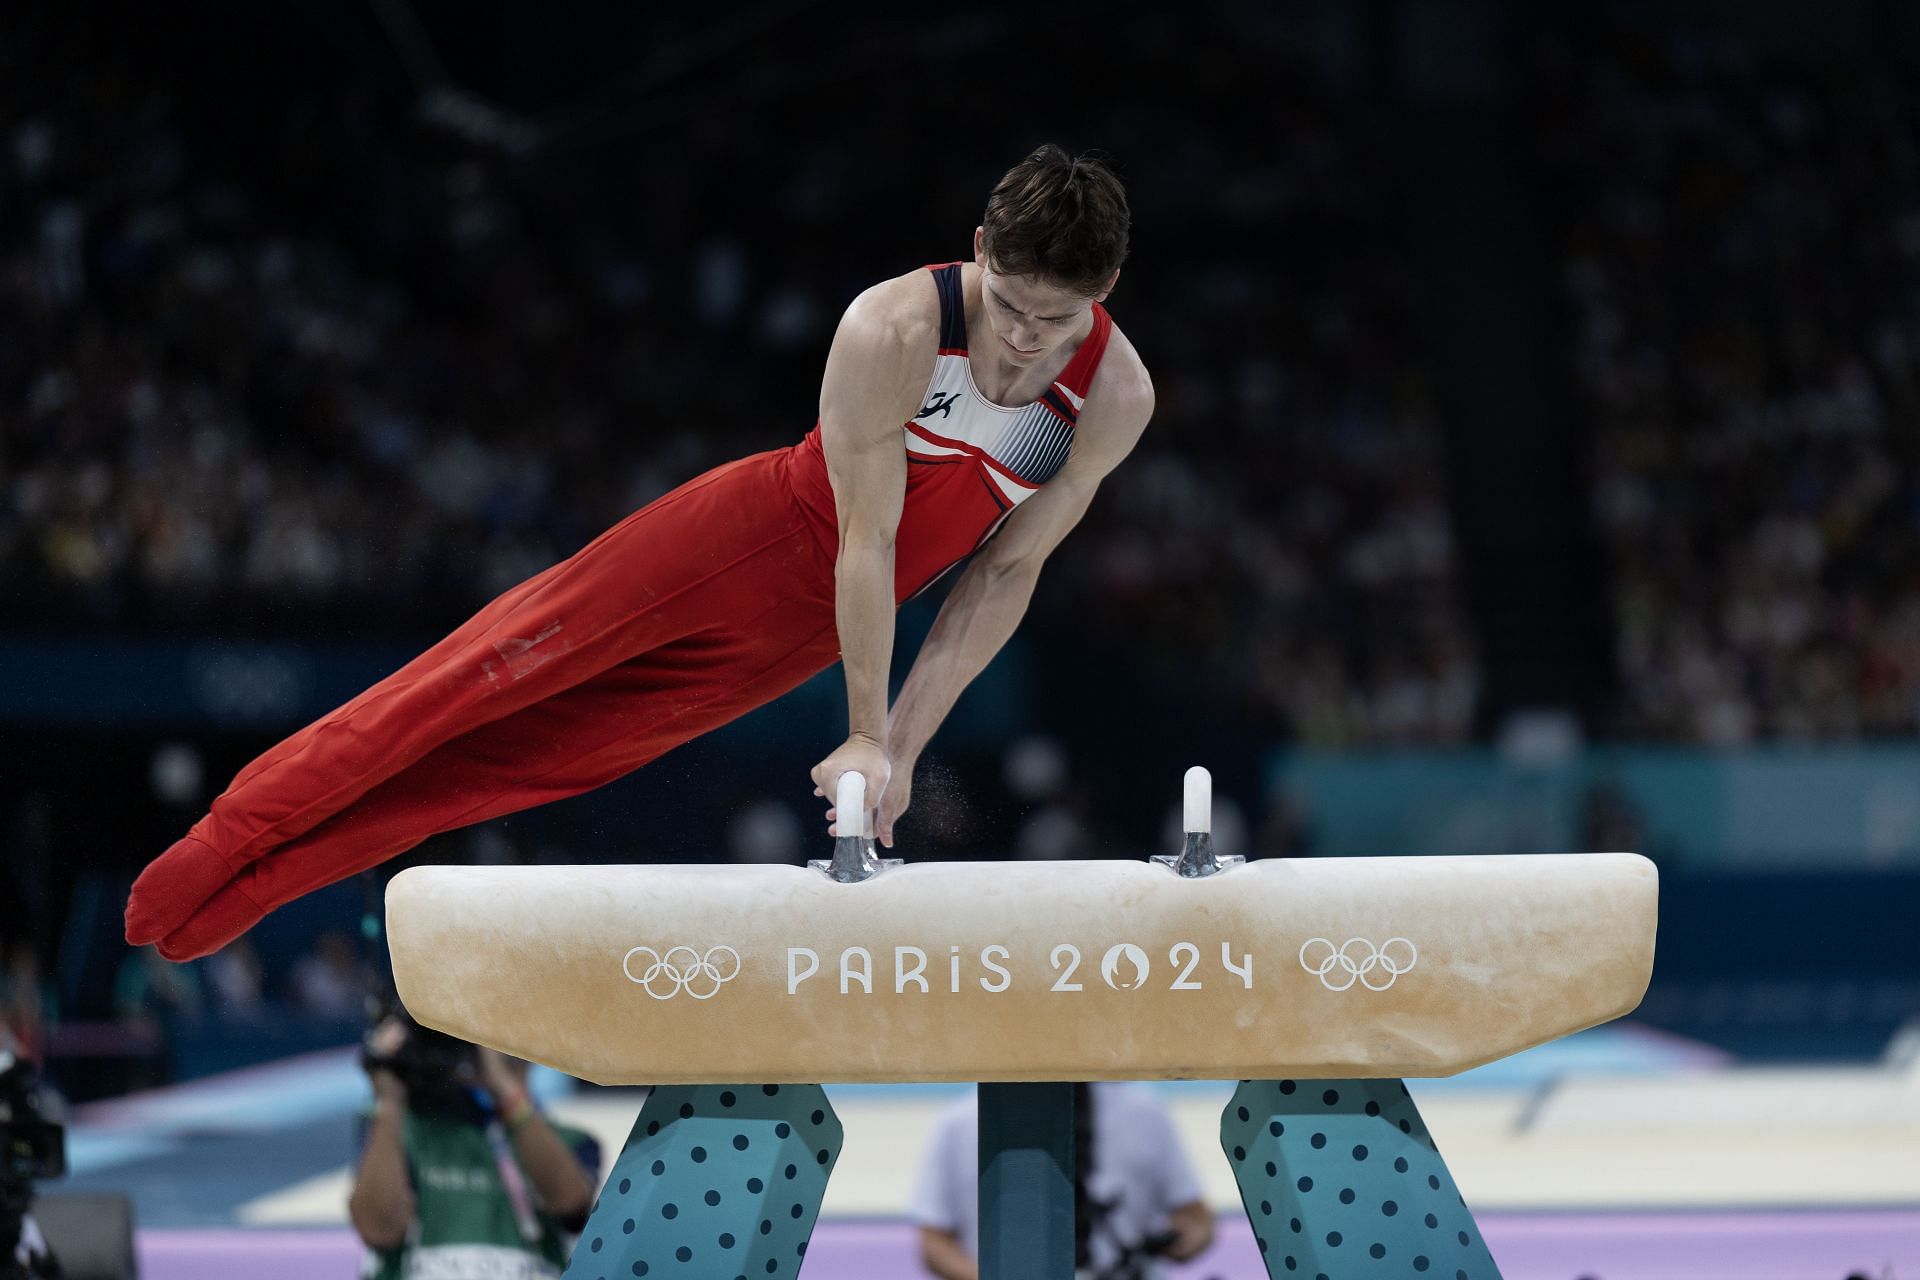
[128,262,1116,961]
[793,262,1115,599]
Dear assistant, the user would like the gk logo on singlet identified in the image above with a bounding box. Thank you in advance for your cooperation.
[915,391,962,419]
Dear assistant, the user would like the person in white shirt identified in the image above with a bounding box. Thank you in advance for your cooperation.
[909,1082,1215,1280]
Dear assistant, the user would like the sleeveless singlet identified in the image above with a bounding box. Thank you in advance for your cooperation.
[791,262,1114,601]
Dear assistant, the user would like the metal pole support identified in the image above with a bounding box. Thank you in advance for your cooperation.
[979,1082,1076,1280]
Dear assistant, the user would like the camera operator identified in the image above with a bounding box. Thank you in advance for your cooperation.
[910,1082,1214,1280]
[350,1013,599,1280]
[1,1027,65,1280]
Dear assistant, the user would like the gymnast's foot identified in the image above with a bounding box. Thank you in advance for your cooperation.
[155,877,270,962]
[125,834,237,947]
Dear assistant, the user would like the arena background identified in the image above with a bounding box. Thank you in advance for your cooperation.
[2,0,1917,1276]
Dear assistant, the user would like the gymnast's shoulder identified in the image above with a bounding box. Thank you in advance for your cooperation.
[831,269,942,362]
[1078,320,1155,445]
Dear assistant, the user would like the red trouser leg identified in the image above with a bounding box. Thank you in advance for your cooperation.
[126,449,836,951]
[153,615,841,959]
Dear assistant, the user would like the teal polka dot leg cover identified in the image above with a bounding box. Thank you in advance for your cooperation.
[566,1084,840,1280]
[1221,1079,1502,1280]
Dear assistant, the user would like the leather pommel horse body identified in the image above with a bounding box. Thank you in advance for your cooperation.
[388,772,1657,1280]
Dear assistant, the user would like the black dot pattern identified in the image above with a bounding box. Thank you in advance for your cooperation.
[1217,1078,1501,1280]
[574,1083,840,1279]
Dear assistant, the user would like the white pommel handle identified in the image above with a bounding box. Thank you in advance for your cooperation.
[836,771,869,838]
[1183,766,1211,834]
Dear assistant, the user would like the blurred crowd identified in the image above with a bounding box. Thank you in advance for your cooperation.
[0,7,1476,747]
[2,926,374,1097]
[1533,22,1920,741]
[13,12,1920,768]
[0,84,697,634]
[1057,93,1479,748]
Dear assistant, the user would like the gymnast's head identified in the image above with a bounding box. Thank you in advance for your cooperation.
[973,144,1130,366]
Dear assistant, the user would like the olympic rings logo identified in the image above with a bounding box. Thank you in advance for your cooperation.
[1298,937,1417,992]
[621,945,742,1000]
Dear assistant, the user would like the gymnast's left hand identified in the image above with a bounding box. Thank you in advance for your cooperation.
[810,733,891,840]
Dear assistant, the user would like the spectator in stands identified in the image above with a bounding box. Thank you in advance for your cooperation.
[1531,19,1920,740]
[202,936,268,1025]
[290,930,372,1022]
[0,942,51,1063]
[111,944,203,1032]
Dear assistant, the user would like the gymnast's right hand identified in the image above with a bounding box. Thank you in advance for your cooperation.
[810,733,891,838]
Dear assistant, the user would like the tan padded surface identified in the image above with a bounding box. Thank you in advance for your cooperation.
[387,854,1656,1085]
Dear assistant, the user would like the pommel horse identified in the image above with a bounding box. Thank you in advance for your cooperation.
[387,767,1658,1280]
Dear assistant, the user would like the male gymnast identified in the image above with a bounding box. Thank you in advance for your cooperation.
[125,144,1153,961]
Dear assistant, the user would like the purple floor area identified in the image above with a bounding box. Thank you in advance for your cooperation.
[136,1208,1920,1279]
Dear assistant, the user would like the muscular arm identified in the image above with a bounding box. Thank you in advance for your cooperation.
[811,282,933,824]
[821,302,915,743]
[879,352,1153,844]
[885,466,1096,764]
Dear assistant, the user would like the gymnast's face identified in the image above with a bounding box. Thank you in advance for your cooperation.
[972,227,1108,367]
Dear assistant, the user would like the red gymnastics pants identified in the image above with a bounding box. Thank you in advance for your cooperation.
[124,448,842,961]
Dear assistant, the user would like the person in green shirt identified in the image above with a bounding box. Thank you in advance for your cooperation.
[350,1015,599,1280]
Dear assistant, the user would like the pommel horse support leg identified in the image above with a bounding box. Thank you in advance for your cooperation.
[387,767,1658,1280]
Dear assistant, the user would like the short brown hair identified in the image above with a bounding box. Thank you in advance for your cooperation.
[981,145,1129,297]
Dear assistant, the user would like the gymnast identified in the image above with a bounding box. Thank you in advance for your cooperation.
[125,145,1153,961]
